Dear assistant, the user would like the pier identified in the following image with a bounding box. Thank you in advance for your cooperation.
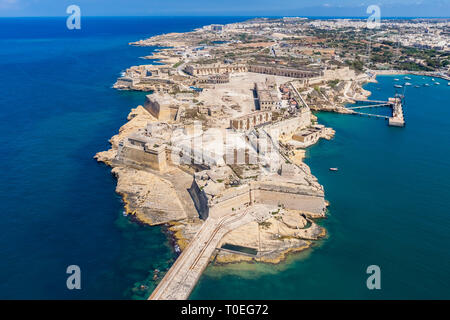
[149,206,259,300]
[346,96,405,127]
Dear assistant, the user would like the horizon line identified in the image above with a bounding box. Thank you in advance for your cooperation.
[1,15,450,19]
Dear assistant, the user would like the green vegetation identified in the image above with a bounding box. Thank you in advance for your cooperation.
[172,60,183,68]
[327,79,340,88]
[258,221,272,229]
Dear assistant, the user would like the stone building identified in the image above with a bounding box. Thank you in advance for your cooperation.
[248,64,323,78]
[116,133,168,172]
[230,111,273,131]
[292,125,324,143]
[144,94,179,121]
[255,78,281,111]
[184,63,247,76]
[196,73,230,84]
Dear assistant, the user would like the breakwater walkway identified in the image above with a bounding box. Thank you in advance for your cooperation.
[149,206,259,300]
[346,97,405,127]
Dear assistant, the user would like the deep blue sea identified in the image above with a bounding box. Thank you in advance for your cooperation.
[0,16,250,299]
[1,17,449,299]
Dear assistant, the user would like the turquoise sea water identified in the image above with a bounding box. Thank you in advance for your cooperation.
[191,75,450,299]
[1,17,449,299]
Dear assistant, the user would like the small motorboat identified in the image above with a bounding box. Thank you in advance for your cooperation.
[424,83,430,87]
[394,84,403,88]
[394,78,399,81]
[405,82,412,86]
[432,78,435,81]
[329,168,338,172]
[404,76,411,80]
[435,82,440,85]
[414,85,420,88]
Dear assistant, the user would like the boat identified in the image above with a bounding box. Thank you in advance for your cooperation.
[435,82,440,85]
[394,78,399,81]
[394,84,403,88]
[405,82,412,86]
[424,83,430,87]
[414,85,420,88]
[329,168,338,172]
[432,78,435,81]
[404,76,411,80]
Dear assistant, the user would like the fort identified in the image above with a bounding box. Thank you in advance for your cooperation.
[95,18,362,301]
[230,111,272,131]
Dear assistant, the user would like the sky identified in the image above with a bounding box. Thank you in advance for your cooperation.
[0,0,449,17]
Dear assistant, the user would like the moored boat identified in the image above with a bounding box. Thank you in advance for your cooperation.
[329,168,338,172]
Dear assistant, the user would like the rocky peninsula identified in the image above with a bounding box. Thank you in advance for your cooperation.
[95,18,392,299]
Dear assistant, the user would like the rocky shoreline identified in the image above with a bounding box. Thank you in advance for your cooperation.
[94,19,382,268]
[95,105,329,265]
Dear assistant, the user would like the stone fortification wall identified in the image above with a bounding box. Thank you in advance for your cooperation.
[188,180,210,220]
[322,66,356,81]
[263,111,311,138]
[116,145,167,172]
[251,181,326,217]
[144,94,178,121]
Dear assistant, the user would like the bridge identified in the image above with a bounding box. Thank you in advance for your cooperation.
[347,102,392,110]
[149,206,261,300]
[351,112,390,119]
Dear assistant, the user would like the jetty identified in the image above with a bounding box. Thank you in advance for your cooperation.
[346,96,405,127]
[149,206,258,300]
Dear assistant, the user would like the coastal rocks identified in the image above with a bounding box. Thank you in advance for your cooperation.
[215,211,326,264]
[94,149,117,166]
[167,220,203,251]
[112,166,187,225]
[321,127,336,140]
[94,106,156,164]
[110,106,157,148]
